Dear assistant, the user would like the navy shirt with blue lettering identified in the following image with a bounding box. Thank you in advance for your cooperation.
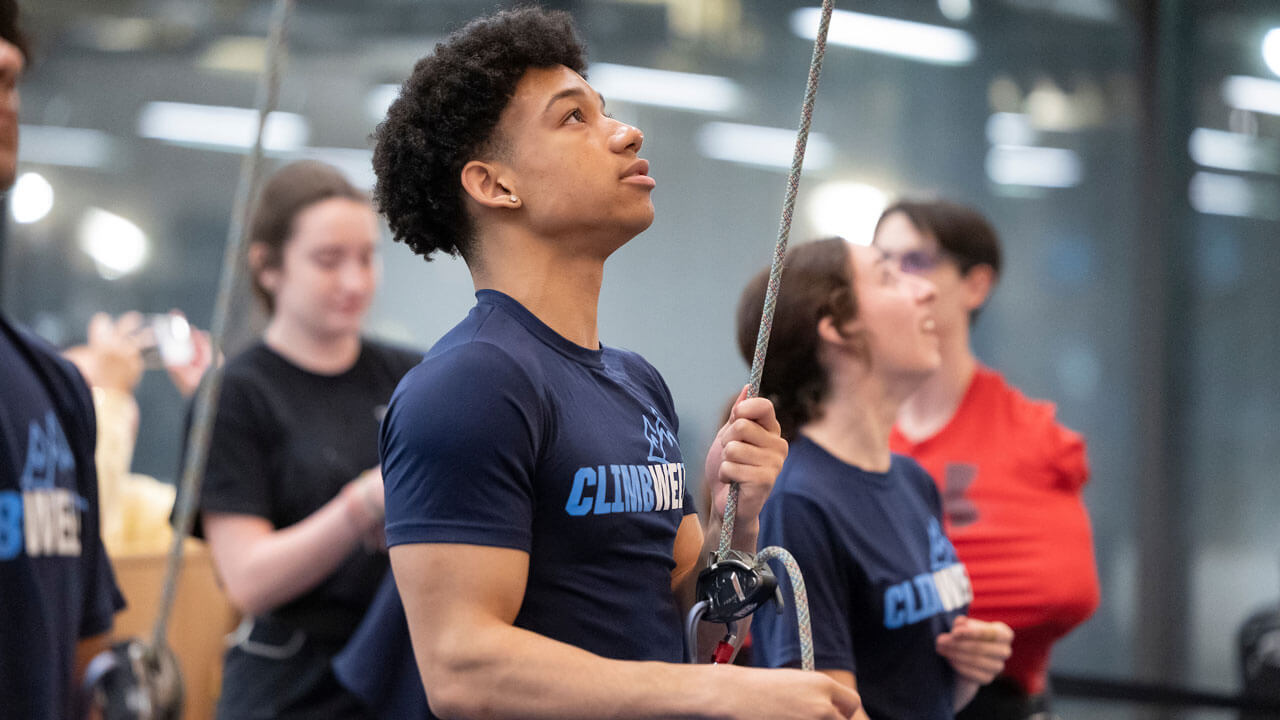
[340,290,694,717]
[753,437,971,720]
[1,316,124,720]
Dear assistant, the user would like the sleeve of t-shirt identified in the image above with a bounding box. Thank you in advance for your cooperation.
[382,342,542,552]
[188,374,275,531]
[1049,420,1089,493]
[1025,400,1090,493]
[752,491,856,673]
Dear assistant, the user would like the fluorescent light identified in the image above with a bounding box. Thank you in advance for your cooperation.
[1264,28,1280,78]
[137,101,309,152]
[696,122,832,171]
[984,145,1082,188]
[17,125,116,168]
[199,36,267,74]
[78,208,149,280]
[985,113,1037,146]
[1189,172,1280,220]
[807,181,889,244]
[1188,128,1280,175]
[1221,75,1280,117]
[588,63,742,114]
[10,172,54,224]
[791,8,977,66]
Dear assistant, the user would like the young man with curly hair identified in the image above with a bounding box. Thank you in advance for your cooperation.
[340,7,861,720]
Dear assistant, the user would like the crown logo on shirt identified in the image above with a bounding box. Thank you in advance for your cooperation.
[642,408,676,463]
[927,517,959,571]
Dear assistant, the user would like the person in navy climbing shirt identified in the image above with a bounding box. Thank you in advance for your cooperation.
[0,3,126,718]
[336,7,861,720]
[742,238,1014,720]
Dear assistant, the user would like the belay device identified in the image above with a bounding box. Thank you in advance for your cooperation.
[684,0,835,672]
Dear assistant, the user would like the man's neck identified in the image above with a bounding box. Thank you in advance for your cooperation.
[800,364,914,474]
[470,228,613,349]
[895,327,977,443]
[263,319,362,375]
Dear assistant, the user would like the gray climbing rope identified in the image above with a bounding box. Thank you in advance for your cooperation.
[713,0,834,673]
[151,0,296,654]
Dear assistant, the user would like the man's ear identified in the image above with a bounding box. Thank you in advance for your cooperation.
[460,160,522,210]
[961,264,996,313]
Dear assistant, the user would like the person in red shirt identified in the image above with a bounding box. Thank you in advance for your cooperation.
[874,199,1100,720]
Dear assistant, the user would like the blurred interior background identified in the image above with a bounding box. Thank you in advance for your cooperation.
[2,1,1278,717]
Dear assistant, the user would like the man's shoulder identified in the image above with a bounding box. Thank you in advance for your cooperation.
[398,336,540,408]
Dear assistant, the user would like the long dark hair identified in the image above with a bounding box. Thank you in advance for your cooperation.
[736,238,860,440]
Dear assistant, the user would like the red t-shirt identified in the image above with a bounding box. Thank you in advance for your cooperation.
[889,367,1100,696]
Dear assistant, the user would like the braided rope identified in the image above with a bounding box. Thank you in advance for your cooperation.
[718,0,833,557]
[151,0,295,653]
[757,546,814,671]
[710,0,833,674]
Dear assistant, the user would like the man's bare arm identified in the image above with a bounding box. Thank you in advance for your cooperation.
[393,542,860,720]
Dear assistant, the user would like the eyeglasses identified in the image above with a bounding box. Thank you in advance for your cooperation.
[882,248,952,275]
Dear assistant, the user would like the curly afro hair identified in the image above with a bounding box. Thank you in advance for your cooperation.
[373,7,587,262]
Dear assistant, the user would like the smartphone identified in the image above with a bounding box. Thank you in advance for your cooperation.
[139,313,196,369]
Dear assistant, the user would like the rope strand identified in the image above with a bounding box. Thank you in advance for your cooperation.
[710,0,834,674]
[150,0,296,654]
[718,0,833,557]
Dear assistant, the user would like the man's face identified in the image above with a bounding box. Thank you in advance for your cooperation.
[489,65,655,255]
[0,35,23,189]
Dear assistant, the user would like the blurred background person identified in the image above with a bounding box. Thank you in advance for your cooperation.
[745,237,1013,719]
[0,3,125,718]
[64,310,211,555]
[180,160,420,720]
[874,199,1099,720]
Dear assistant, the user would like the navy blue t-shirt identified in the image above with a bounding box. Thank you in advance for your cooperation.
[352,290,694,716]
[1,316,125,720]
[752,437,972,720]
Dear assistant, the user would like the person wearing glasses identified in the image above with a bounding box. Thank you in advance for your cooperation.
[872,199,1100,720]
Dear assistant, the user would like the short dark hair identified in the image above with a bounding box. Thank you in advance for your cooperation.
[372,7,587,263]
[875,198,1001,324]
[875,198,1002,277]
[736,238,860,441]
[247,160,367,313]
[0,0,30,60]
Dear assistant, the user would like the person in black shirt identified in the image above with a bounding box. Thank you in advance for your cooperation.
[187,160,419,720]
